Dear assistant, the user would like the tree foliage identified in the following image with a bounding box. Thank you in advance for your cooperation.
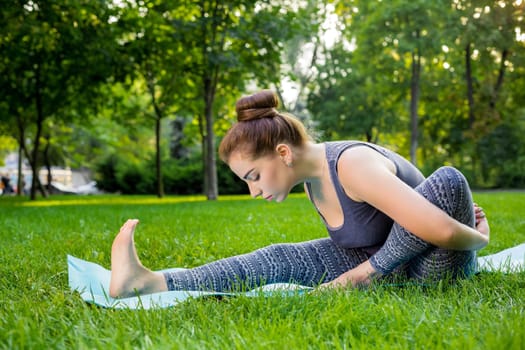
[0,0,120,198]
[1,0,524,197]
[308,0,525,183]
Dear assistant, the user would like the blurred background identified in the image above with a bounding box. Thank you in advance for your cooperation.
[1,0,524,200]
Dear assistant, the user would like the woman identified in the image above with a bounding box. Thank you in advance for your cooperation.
[109,90,489,298]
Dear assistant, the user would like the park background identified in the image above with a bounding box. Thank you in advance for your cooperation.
[1,1,525,349]
[1,0,524,200]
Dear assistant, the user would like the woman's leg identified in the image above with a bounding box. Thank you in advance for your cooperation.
[164,239,370,292]
[110,220,370,296]
[369,166,478,281]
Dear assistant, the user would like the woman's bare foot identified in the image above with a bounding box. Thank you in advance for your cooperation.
[109,219,168,298]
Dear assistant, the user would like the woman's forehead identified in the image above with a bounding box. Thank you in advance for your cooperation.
[227,151,254,178]
[228,151,276,176]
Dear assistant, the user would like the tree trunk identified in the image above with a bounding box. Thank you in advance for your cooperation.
[204,101,218,200]
[17,136,24,196]
[16,114,46,198]
[44,135,52,193]
[30,64,47,200]
[203,77,218,200]
[147,69,164,198]
[465,42,477,183]
[465,43,475,128]
[410,44,421,166]
[365,131,373,143]
[23,145,47,198]
[155,116,163,198]
[196,102,207,197]
[490,48,508,110]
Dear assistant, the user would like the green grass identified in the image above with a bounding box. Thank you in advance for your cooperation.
[0,192,524,349]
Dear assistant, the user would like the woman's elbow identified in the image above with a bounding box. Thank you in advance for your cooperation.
[445,222,489,251]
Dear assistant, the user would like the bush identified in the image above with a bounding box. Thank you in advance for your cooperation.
[95,153,250,195]
[217,160,248,195]
[478,120,525,188]
[119,164,155,194]
[163,159,203,195]
[95,154,121,192]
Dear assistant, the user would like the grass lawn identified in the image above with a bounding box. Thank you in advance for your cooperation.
[0,192,524,349]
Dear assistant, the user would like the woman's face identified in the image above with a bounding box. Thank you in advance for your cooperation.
[228,150,294,203]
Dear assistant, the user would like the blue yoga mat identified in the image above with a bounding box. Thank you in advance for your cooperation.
[67,255,311,309]
[68,243,525,309]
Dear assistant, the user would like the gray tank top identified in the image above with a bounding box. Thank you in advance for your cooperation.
[306,141,425,254]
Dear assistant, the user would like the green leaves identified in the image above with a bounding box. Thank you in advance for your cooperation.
[1,0,524,193]
[308,0,525,180]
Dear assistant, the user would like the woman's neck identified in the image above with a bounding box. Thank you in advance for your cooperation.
[294,142,327,183]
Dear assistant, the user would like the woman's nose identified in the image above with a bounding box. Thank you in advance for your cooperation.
[248,183,261,198]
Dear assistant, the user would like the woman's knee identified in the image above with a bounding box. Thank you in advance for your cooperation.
[417,166,473,221]
[434,166,470,190]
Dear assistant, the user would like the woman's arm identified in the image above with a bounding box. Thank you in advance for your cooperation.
[323,211,490,289]
[337,146,489,251]
[321,146,489,289]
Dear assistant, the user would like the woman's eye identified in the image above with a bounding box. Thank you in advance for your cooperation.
[252,174,260,181]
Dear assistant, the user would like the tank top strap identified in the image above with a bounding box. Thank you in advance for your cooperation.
[324,141,363,212]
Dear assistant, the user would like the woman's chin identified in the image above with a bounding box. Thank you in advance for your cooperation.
[274,193,288,203]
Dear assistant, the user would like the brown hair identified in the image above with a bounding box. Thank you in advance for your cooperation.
[219,90,312,163]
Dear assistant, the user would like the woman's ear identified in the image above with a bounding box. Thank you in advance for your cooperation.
[276,144,293,166]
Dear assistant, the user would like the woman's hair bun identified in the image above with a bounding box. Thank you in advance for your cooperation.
[235,90,279,122]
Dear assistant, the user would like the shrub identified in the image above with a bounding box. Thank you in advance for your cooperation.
[95,153,250,195]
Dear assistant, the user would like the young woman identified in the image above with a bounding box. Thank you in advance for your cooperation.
[109,90,489,298]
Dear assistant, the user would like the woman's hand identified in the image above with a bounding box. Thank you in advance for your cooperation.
[474,203,490,238]
[319,260,381,289]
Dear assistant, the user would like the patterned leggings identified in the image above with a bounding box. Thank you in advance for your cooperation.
[164,166,477,292]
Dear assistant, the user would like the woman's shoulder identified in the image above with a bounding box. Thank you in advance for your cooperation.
[325,140,390,159]
[339,144,392,167]
[325,140,375,159]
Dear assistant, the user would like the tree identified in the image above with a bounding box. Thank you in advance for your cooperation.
[169,0,305,199]
[353,0,450,164]
[449,0,524,182]
[113,0,192,198]
[273,0,325,120]
[308,1,408,144]
[0,0,119,199]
